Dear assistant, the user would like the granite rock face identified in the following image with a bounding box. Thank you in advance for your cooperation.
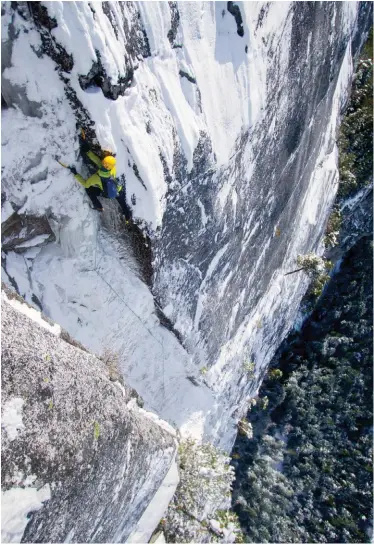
[1,1,372,452]
[1,289,178,543]
[153,2,373,414]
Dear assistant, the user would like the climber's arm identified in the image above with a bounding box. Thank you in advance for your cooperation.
[74,172,102,189]
[86,150,102,168]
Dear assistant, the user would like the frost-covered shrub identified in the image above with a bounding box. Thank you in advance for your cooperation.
[286,253,333,300]
[176,439,234,518]
[296,253,326,275]
[324,208,342,248]
[238,418,253,439]
[337,29,373,199]
[242,360,255,376]
[309,271,330,297]
[208,510,245,543]
[268,368,283,380]
[163,439,239,543]
[99,348,121,382]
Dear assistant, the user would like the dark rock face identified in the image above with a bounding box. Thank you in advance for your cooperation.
[1,292,177,543]
[27,2,74,72]
[167,2,181,47]
[78,50,135,101]
[227,2,244,37]
[78,2,151,100]
[1,213,55,252]
[179,70,197,84]
[153,3,373,378]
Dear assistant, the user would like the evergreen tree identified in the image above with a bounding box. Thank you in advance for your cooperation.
[232,236,373,543]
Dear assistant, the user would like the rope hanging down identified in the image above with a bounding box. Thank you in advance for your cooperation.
[92,225,167,399]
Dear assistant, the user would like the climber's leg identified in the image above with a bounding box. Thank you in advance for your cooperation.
[86,187,103,211]
[116,192,132,221]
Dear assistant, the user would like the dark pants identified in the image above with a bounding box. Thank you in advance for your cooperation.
[86,187,103,210]
[86,187,132,221]
[116,191,132,221]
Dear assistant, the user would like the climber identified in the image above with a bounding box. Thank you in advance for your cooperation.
[69,140,132,221]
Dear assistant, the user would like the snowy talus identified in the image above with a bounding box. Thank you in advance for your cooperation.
[1,2,369,450]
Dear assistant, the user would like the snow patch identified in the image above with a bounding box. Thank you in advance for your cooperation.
[134,407,178,438]
[1,484,51,543]
[2,292,61,337]
[197,199,208,227]
[1,200,15,223]
[2,397,25,441]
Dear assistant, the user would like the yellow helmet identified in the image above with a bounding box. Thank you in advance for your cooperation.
[102,155,116,170]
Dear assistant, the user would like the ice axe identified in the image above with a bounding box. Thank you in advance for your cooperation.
[55,157,76,174]
[55,157,69,169]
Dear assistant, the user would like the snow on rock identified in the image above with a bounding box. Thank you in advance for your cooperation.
[1,1,371,461]
[1,484,51,544]
[2,290,61,337]
[153,532,166,544]
[126,451,179,544]
[1,397,25,442]
[1,288,178,543]
[1,201,15,224]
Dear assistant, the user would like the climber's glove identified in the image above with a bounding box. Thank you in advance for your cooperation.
[69,166,77,175]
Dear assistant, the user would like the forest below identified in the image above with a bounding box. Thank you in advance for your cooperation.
[231,28,373,544]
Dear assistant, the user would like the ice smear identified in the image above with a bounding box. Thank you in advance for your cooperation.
[15,234,51,249]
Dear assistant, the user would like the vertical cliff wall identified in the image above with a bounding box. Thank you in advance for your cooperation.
[1,2,371,452]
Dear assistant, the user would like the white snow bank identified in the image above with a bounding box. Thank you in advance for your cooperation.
[2,292,61,337]
[2,398,25,441]
[154,532,166,543]
[134,406,178,438]
[1,484,51,543]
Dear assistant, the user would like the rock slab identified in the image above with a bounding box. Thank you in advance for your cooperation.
[1,290,177,543]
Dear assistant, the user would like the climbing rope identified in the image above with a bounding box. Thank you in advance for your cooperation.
[91,224,167,400]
